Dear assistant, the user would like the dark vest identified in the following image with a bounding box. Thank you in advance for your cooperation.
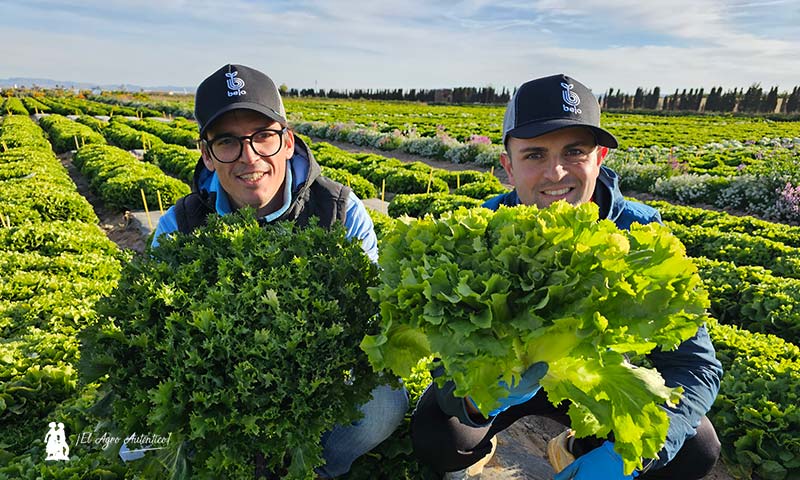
[173,175,351,234]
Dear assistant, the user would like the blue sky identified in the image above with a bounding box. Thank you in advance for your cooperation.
[1,0,798,94]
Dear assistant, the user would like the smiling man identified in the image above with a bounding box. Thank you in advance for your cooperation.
[152,64,381,263]
[411,75,722,480]
[150,64,408,478]
[485,74,651,230]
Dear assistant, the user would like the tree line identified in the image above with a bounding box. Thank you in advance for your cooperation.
[281,83,800,114]
[602,84,800,114]
[281,85,512,104]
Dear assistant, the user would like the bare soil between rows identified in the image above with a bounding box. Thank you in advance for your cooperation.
[59,151,147,253]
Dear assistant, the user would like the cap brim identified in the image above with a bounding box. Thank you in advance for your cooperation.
[505,119,618,149]
[199,102,287,137]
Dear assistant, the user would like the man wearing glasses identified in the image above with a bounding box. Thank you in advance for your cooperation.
[149,64,408,477]
[152,64,381,264]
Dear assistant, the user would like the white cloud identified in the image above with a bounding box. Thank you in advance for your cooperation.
[0,0,798,92]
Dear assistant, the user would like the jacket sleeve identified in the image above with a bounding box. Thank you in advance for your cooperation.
[150,205,179,248]
[647,324,722,469]
[343,191,379,263]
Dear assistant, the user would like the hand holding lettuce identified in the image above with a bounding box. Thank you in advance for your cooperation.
[361,202,709,474]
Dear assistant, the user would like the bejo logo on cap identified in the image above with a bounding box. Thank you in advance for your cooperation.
[225,71,246,97]
[561,82,581,114]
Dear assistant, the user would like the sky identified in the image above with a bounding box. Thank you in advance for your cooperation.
[1,0,799,95]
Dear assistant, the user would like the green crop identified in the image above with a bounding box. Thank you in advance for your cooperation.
[362,202,709,474]
[81,209,386,479]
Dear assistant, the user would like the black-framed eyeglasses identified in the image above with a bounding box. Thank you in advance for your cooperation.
[202,127,287,163]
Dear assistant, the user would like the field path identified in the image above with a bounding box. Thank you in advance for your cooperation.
[58,151,147,252]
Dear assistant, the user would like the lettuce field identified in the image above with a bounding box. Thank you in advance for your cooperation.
[1,91,799,479]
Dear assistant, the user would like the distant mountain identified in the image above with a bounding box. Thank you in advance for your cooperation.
[0,77,193,93]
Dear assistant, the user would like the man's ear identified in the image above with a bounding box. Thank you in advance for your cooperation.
[500,151,515,185]
[284,129,295,158]
[200,142,216,172]
[596,146,609,165]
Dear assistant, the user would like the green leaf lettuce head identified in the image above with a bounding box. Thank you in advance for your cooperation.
[81,208,384,479]
[361,201,709,474]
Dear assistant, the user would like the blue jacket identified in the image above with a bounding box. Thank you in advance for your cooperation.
[483,165,723,470]
[152,137,379,262]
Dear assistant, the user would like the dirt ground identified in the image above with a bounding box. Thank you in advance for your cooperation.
[484,416,734,480]
[59,152,147,252]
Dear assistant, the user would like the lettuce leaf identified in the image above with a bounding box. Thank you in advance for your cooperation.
[362,201,708,473]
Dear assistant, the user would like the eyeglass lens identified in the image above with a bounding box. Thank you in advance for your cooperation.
[210,129,283,162]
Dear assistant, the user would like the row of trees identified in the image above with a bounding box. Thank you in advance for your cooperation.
[282,83,800,114]
[282,86,512,104]
[602,84,800,114]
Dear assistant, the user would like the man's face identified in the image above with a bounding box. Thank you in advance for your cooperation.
[201,109,294,217]
[500,127,607,209]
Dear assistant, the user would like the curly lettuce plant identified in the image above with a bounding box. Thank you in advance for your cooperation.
[362,202,709,474]
[82,209,384,479]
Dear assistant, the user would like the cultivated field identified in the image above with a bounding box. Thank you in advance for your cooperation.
[1,92,798,479]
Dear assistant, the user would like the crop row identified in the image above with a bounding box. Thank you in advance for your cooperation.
[89,92,195,119]
[85,93,800,148]
[45,113,195,153]
[604,140,800,223]
[72,144,189,211]
[667,221,800,279]
[142,144,199,184]
[308,139,506,198]
[0,115,124,475]
[697,257,800,341]
[38,114,107,153]
[33,94,161,118]
[112,117,198,148]
[1,97,28,115]
[707,322,800,480]
[0,117,96,225]
[31,114,191,211]
[646,200,800,247]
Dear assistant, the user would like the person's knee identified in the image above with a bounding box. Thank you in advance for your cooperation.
[665,416,721,479]
[410,385,450,466]
[694,417,722,478]
[316,385,409,477]
[410,385,495,472]
[361,384,409,443]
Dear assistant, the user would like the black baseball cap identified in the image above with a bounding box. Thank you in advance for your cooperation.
[194,64,287,137]
[502,74,617,148]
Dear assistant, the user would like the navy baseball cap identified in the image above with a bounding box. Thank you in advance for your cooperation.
[502,74,617,148]
[195,64,287,137]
